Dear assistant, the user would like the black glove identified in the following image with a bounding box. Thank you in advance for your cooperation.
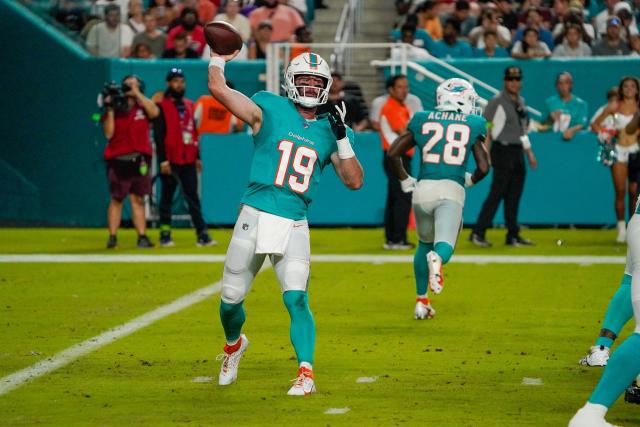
[328,101,347,140]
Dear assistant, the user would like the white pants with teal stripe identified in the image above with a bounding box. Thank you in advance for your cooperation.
[412,179,464,246]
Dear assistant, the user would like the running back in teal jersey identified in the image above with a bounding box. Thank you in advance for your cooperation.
[240,91,355,220]
[407,110,487,186]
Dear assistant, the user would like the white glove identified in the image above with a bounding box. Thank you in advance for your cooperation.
[400,176,417,193]
[464,172,474,188]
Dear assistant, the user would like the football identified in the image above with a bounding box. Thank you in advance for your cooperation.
[204,21,243,56]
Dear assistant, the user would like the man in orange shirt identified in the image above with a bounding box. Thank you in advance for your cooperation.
[194,82,243,134]
[379,74,419,250]
[248,0,304,42]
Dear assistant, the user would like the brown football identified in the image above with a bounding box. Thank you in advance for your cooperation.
[204,21,243,55]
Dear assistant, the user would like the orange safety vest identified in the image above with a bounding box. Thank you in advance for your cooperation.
[378,96,414,156]
[194,95,241,134]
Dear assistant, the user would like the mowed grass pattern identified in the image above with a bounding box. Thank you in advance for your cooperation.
[0,229,638,426]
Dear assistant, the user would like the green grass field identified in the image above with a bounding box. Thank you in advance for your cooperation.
[0,228,637,426]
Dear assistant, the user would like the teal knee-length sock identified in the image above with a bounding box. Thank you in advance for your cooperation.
[434,241,454,264]
[283,291,315,365]
[596,274,633,348]
[219,301,245,343]
[590,333,640,408]
[414,241,434,296]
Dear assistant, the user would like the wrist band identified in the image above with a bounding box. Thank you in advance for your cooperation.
[464,172,474,188]
[209,56,226,70]
[336,137,355,159]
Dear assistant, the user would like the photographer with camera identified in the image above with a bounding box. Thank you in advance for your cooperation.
[153,68,215,247]
[101,75,159,249]
[469,66,538,248]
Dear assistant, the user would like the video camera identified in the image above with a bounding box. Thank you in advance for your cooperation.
[97,81,130,113]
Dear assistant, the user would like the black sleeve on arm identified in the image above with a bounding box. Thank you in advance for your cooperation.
[387,132,416,180]
[153,105,167,163]
[470,135,490,184]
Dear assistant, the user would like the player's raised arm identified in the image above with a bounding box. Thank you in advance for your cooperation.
[329,102,364,190]
[465,135,491,188]
[207,51,263,134]
[387,132,417,193]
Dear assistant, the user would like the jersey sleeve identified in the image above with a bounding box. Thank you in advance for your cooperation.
[407,113,423,137]
[471,115,488,141]
[251,91,282,112]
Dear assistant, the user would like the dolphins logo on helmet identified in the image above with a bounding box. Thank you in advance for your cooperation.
[283,52,332,108]
[435,78,479,115]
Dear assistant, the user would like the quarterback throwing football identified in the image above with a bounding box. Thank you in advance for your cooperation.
[388,78,490,320]
[207,51,363,395]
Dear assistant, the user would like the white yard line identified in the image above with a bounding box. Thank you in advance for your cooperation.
[0,254,627,264]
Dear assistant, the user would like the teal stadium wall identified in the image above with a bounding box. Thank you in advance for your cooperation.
[0,0,635,226]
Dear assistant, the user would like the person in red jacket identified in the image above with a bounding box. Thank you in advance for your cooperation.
[154,68,216,247]
[102,75,160,249]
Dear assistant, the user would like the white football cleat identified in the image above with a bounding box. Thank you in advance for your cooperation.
[579,346,610,367]
[287,367,316,396]
[568,404,620,427]
[217,334,249,385]
[414,299,436,320]
[427,251,444,294]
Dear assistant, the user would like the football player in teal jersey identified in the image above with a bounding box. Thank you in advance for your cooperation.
[388,78,490,320]
[207,50,363,395]
[569,203,640,426]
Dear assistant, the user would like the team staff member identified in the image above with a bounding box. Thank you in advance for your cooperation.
[469,66,538,247]
[103,75,158,249]
[154,68,215,247]
[379,74,419,250]
[194,81,244,134]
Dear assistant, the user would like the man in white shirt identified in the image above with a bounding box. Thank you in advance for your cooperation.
[86,4,134,57]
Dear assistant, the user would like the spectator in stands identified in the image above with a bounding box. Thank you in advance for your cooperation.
[247,20,272,59]
[162,31,200,58]
[131,42,154,58]
[416,1,442,40]
[132,11,167,58]
[592,77,640,242]
[474,29,510,57]
[126,0,144,33]
[552,7,596,46]
[86,4,134,57]
[166,8,206,56]
[543,72,589,140]
[512,27,552,58]
[552,24,592,56]
[395,0,415,16]
[470,66,537,248]
[431,19,473,58]
[496,0,519,33]
[214,0,251,42]
[594,0,631,36]
[379,74,421,250]
[194,82,244,134]
[153,68,215,248]
[290,25,312,59]
[148,0,177,31]
[440,1,476,38]
[513,7,555,50]
[248,0,304,41]
[593,16,631,55]
[615,1,639,41]
[179,0,217,25]
[317,72,368,131]
[390,19,435,51]
[468,8,511,48]
[102,75,158,249]
[630,34,640,56]
[390,24,431,60]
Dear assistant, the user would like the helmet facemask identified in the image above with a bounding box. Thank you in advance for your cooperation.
[284,53,333,108]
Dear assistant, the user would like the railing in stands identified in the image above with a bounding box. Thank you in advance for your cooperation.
[330,0,361,75]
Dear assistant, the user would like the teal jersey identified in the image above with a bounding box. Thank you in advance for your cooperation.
[240,91,354,220]
[543,94,589,129]
[408,110,487,186]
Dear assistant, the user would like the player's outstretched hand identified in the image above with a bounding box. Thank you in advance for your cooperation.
[328,101,347,141]
[400,176,417,193]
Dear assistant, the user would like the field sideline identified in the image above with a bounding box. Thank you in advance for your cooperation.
[0,228,638,426]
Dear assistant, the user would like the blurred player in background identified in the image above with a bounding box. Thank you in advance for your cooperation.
[387,78,490,320]
[208,51,363,395]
